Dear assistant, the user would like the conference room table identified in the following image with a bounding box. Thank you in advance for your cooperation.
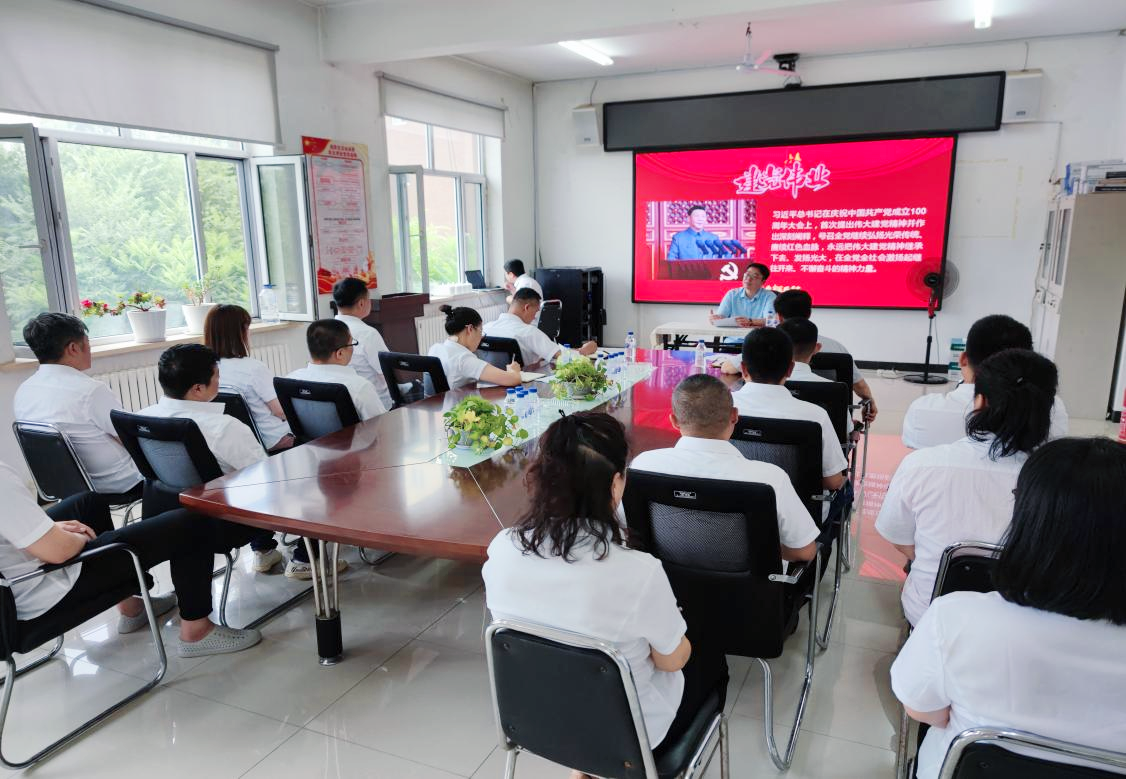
[649,321,752,350]
[181,349,735,664]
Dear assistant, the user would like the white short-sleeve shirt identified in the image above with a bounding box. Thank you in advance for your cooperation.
[891,591,1126,779]
[335,314,393,409]
[13,364,142,494]
[731,382,848,480]
[483,528,687,746]
[815,335,863,386]
[139,396,267,475]
[630,437,819,551]
[875,436,1024,626]
[789,361,851,434]
[512,273,543,298]
[218,356,291,449]
[427,338,491,390]
[901,382,1069,450]
[0,462,81,620]
[482,312,560,367]
[285,363,387,421]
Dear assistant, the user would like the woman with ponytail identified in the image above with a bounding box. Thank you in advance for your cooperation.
[876,348,1059,626]
[484,413,726,769]
[426,304,522,388]
[330,277,393,408]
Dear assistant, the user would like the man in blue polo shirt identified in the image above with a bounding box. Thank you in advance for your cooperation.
[710,262,776,327]
[667,205,722,259]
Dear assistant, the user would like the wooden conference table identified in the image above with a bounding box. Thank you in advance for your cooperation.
[182,349,731,664]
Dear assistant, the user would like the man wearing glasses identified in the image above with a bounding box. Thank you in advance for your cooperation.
[285,320,387,421]
[709,262,777,328]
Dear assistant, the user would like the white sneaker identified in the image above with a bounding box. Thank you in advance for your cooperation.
[118,592,178,634]
[178,625,262,658]
[253,549,283,573]
[284,557,349,581]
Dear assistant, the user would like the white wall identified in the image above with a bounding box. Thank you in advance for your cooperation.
[534,33,1126,364]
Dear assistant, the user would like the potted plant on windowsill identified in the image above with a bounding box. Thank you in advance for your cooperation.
[80,292,168,343]
[181,273,218,335]
[443,396,529,455]
[549,355,615,400]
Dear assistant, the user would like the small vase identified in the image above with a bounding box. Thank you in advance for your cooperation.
[181,303,217,335]
[126,309,167,344]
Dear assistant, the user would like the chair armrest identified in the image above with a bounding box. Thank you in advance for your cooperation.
[0,542,139,588]
[768,543,823,584]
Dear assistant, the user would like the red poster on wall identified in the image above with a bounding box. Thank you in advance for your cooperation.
[302,136,377,293]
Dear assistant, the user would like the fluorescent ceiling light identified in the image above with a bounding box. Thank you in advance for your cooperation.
[558,40,614,66]
[974,0,993,29]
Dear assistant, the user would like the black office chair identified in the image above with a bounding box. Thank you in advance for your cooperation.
[623,471,819,771]
[809,352,854,385]
[273,377,361,442]
[487,618,729,779]
[536,299,563,342]
[729,415,842,649]
[477,335,525,370]
[376,352,449,408]
[213,388,267,450]
[936,728,1126,778]
[0,545,165,769]
[785,380,852,446]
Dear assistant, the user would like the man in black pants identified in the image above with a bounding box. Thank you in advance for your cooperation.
[0,462,261,658]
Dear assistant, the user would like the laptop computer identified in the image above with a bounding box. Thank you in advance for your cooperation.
[465,270,486,289]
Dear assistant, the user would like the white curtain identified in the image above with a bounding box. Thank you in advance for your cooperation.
[381,77,505,139]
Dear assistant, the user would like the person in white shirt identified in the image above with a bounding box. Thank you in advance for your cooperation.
[891,437,1126,779]
[877,349,1059,627]
[204,304,294,451]
[286,319,387,421]
[14,313,143,501]
[483,288,597,367]
[502,258,543,304]
[484,412,727,770]
[329,277,394,409]
[0,460,261,657]
[778,317,853,436]
[630,374,819,562]
[901,314,1068,449]
[427,305,523,390]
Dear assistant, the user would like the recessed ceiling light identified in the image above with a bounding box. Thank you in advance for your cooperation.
[974,0,993,29]
[558,40,614,67]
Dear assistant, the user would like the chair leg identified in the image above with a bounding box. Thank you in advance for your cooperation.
[816,500,851,650]
[0,636,64,687]
[217,550,235,628]
[502,746,518,778]
[894,705,914,779]
[720,715,730,779]
[357,547,395,566]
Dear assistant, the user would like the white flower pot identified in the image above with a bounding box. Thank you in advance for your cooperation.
[126,309,167,344]
[181,303,216,335]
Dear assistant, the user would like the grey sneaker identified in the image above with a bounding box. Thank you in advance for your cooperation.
[253,549,283,572]
[284,557,349,581]
[118,592,177,634]
[178,625,262,658]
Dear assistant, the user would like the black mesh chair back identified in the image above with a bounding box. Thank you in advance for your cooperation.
[477,335,524,370]
[730,416,825,525]
[938,728,1126,778]
[624,471,803,659]
[213,388,266,449]
[273,377,361,441]
[537,299,563,341]
[785,380,851,445]
[377,351,449,407]
[11,422,92,503]
[932,542,1001,601]
[810,352,854,384]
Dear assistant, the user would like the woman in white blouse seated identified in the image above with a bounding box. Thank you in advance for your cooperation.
[204,305,294,452]
[427,304,522,390]
[875,348,1057,627]
[484,413,727,776]
[891,437,1126,779]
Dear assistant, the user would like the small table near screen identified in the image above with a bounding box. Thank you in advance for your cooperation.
[649,321,752,351]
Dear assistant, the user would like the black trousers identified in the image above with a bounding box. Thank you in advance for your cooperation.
[40,492,263,622]
[659,642,729,749]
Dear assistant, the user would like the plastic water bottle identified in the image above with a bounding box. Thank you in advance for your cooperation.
[694,340,707,370]
[503,388,517,417]
[558,345,572,366]
[258,284,280,323]
[615,351,625,376]
[765,310,779,328]
[514,390,528,421]
[625,331,637,364]
[528,387,540,424]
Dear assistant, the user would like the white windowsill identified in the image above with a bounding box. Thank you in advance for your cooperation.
[0,321,301,373]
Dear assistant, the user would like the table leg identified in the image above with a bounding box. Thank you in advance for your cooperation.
[304,538,343,666]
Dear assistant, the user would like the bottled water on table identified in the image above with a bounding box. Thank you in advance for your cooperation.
[503,388,517,416]
[625,332,637,363]
[765,311,779,328]
[527,387,540,422]
[558,345,572,366]
[515,390,528,421]
[258,284,280,323]
[694,340,707,369]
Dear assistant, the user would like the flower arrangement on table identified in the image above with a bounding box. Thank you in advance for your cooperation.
[443,395,529,454]
[549,355,617,399]
[79,291,167,317]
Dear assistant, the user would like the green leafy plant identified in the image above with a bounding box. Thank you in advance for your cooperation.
[79,290,166,317]
[443,395,529,454]
[181,272,218,305]
[549,356,616,399]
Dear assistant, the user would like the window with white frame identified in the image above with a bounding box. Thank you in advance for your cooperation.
[0,112,262,344]
[385,117,487,293]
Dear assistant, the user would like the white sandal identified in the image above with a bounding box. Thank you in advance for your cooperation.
[178,625,262,658]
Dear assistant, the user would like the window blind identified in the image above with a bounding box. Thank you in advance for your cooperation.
[381,77,505,139]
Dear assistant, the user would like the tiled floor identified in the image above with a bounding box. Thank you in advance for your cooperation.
[4,374,1116,778]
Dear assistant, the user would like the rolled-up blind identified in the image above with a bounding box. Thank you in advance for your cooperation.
[0,0,281,144]
[381,77,505,139]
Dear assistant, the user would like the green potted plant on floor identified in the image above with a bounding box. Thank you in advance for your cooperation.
[443,396,528,454]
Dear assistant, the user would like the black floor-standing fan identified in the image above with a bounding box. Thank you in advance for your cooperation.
[904,263,960,385]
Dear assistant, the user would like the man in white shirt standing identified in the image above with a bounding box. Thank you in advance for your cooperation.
[14,313,142,502]
[631,374,819,562]
[286,320,387,421]
[901,314,1069,449]
[483,288,597,367]
[502,259,542,304]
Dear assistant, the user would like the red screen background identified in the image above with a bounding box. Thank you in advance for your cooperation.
[633,137,955,308]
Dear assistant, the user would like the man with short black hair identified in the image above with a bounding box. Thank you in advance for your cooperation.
[631,374,819,562]
[14,313,143,500]
[483,288,597,366]
[777,318,827,382]
[667,205,723,260]
[710,262,776,329]
[503,259,542,304]
[286,319,386,421]
[901,313,1069,449]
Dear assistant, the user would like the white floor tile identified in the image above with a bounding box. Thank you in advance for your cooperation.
[472,745,574,778]
[242,728,464,779]
[417,589,489,654]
